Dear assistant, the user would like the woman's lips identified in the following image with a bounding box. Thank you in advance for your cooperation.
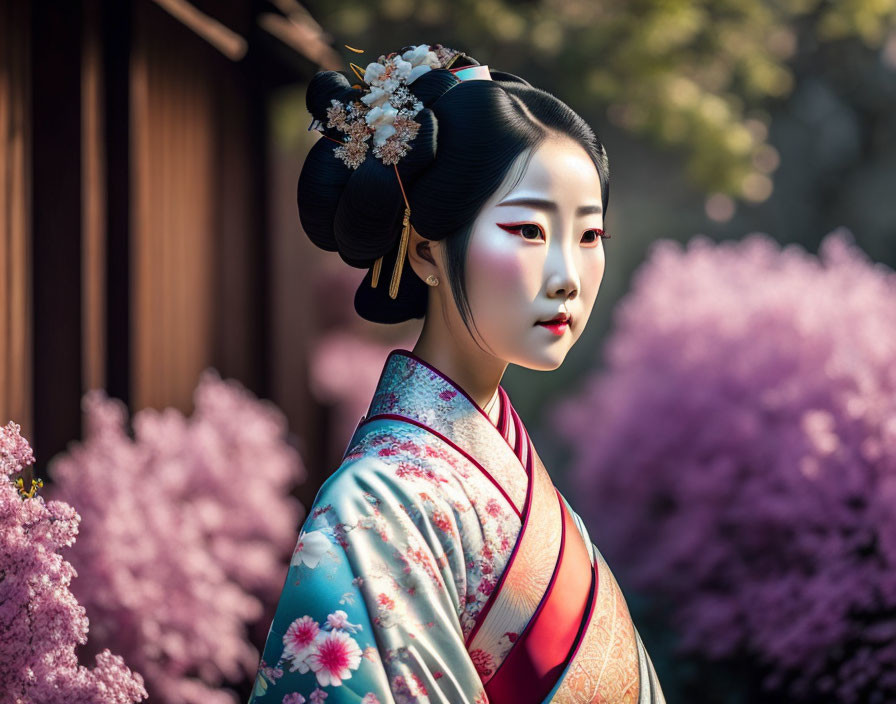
[536,320,569,336]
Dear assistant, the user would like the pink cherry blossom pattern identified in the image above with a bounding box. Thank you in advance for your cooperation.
[307,629,363,687]
[469,648,495,678]
[485,497,503,517]
[324,609,362,633]
[430,508,454,533]
[391,673,428,699]
[309,688,328,704]
[282,616,321,673]
[477,576,496,596]
[282,694,305,704]
[377,593,396,613]
[259,659,284,683]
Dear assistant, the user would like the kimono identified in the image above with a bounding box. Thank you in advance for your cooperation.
[248,349,665,704]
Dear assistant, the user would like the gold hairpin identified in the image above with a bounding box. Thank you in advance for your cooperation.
[389,206,412,299]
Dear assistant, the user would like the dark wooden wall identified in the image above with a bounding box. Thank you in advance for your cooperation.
[0,0,32,448]
[1,0,314,475]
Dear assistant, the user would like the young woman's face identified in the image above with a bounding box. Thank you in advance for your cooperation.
[461,135,607,370]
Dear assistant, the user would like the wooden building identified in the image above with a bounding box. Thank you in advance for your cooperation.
[1,0,340,486]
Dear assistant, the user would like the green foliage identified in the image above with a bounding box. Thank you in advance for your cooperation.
[304,0,896,202]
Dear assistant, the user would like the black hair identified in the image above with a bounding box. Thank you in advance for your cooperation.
[297,49,610,328]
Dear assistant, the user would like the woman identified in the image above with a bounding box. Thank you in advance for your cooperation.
[248,43,666,704]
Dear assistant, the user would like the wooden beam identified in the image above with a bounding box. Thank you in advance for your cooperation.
[102,0,132,407]
[82,0,106,396]
[256,3,342,70]
[150,0,247,61]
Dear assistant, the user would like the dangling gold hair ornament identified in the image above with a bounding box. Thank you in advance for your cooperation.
[311,44,492,299]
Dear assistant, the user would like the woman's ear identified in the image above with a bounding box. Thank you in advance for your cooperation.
[407,225,442,283]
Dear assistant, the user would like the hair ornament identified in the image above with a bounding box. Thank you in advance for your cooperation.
[310,43,493,299]
[314,44,474,170]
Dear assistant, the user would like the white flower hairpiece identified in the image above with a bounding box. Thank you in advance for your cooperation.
[313,44,466,170]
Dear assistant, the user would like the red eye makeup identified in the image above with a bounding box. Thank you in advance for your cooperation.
[498,223,610,243]
[582,228,610,243]
[496,222,545,241]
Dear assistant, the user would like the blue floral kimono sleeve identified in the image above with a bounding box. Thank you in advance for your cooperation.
[248,454,488,704]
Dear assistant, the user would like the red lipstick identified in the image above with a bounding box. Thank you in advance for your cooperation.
[535,312,570,336]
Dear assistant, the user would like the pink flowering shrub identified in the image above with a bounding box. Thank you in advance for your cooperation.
[0,421,147,703]
[47,371,305,704]
[554,229,896,702]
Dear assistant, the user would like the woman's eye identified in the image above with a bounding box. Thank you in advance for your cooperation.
[519,224,544,240]
[497,222,545,241]
[582,228,609,243]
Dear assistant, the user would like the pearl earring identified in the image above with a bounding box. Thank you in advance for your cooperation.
[425,274,439,287]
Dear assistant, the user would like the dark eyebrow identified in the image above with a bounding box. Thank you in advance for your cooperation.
[496,196,602,216]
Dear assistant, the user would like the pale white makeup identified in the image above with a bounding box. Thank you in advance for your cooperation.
[408,134,606,420]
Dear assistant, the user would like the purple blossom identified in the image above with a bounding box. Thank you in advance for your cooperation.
[0,421,147,703]
[47,371,306,704]
[554,229,896,702]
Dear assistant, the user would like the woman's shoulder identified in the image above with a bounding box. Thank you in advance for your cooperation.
[309,417,520,557]
[320,418,476,505]
[304,422,460,534]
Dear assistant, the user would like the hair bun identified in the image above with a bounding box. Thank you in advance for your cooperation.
[297,137,349,253]
[406,64,462,105]
[305,71,361,124]
[333,155,404,262]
